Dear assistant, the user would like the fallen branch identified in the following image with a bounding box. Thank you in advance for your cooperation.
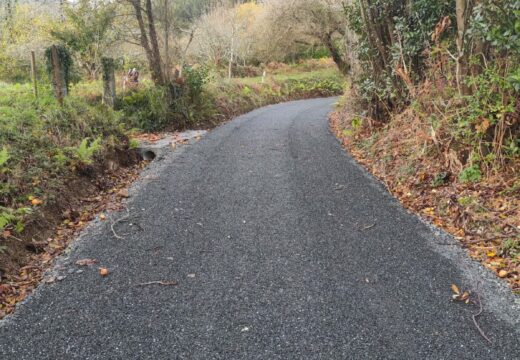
[472,287,492,344]
[110,207,130,240]
[135,280,178,287]
[360,223,376,231]
[464,234,518,244]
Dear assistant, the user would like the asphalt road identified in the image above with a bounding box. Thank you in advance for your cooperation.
[1,98,519,359]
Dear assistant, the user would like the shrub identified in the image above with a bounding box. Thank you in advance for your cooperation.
[458,165,483,183]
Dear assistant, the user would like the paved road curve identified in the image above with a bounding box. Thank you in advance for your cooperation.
[1,98,519,359]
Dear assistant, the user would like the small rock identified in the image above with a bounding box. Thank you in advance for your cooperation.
[187,273,196,278]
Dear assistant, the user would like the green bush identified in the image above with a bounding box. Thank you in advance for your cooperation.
[458,165,483,183]
[120,86,171,132]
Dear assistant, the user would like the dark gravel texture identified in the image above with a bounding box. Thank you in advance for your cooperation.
[1,98,519,359]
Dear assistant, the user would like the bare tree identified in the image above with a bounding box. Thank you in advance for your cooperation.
[268,0,350,74]
[127,0,165,85]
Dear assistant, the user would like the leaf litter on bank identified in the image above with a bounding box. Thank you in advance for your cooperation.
[330,110,520,293]
[0,160,145,319]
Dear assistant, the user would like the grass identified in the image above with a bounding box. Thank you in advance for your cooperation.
[0,82,128,233]
[231,68,340,86]
[0,58,345,232]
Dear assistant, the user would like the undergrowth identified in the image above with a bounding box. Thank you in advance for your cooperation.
[0,60,345,237]
[0,83,128,234]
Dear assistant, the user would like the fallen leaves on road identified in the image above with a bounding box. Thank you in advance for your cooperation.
[451,283,471,303]
[75,259,97,266]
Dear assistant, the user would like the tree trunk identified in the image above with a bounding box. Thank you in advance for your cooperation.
[145,0,164,85]
[102,57,116,108]
[163,0,170,81]
[324,34,349,75]
[455,0,470,95]
[131,0,165,86]
[50,45,68,105]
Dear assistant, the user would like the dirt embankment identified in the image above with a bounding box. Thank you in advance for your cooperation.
[0,147,142,318]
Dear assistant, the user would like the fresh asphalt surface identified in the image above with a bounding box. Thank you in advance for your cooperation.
[1,98,519,359]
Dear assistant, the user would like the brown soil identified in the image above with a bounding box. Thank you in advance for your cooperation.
[0,147,142,318]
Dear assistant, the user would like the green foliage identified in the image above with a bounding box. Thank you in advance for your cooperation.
[282,77,344,98]
[458,165,482,183]
[500,238,520,260]
[120,86,171,132]
[470,1,520,55]
[70,137,102,166]
[0,147,9,168]
[432,172,449,187]
[0,83,126,233]
[0,206,31,232]
[50,0,118,79]
[120,66,213,132]
[351,117,362,130]
[128,138,140,150]
[343,0,454,117]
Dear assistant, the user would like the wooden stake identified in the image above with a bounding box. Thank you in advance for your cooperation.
[30,51,38,98]
[50,45,67,105]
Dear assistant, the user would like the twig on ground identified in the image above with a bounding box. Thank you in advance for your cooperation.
[360,223,376,231]
[464,234,518,244]
[110,206,130,240]
[5,233,24,242]
[135,280,178,287]
[472,285,493,345]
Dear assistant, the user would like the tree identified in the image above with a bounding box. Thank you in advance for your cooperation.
[51,0,119,80]
[268,0,350,74]
[127,0,165,85]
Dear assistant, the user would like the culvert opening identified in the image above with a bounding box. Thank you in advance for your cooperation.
[142,150,156,161]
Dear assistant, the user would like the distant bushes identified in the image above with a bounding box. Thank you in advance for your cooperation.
[119,64,345,132]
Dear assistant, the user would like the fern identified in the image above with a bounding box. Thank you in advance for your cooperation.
[73,137,102,165]
[0,147,9,167]
[0,207,31,232]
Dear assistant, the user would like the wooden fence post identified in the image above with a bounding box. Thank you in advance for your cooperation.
[102,57,116,108]
[50,45,67,104]
[30,51,38,98]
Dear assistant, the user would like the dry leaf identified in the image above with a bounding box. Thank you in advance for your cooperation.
[31,198,43,206]
[99,267,109,277]
[75,258,97,266]
[451,283,460,295]
[117,189,130,198]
